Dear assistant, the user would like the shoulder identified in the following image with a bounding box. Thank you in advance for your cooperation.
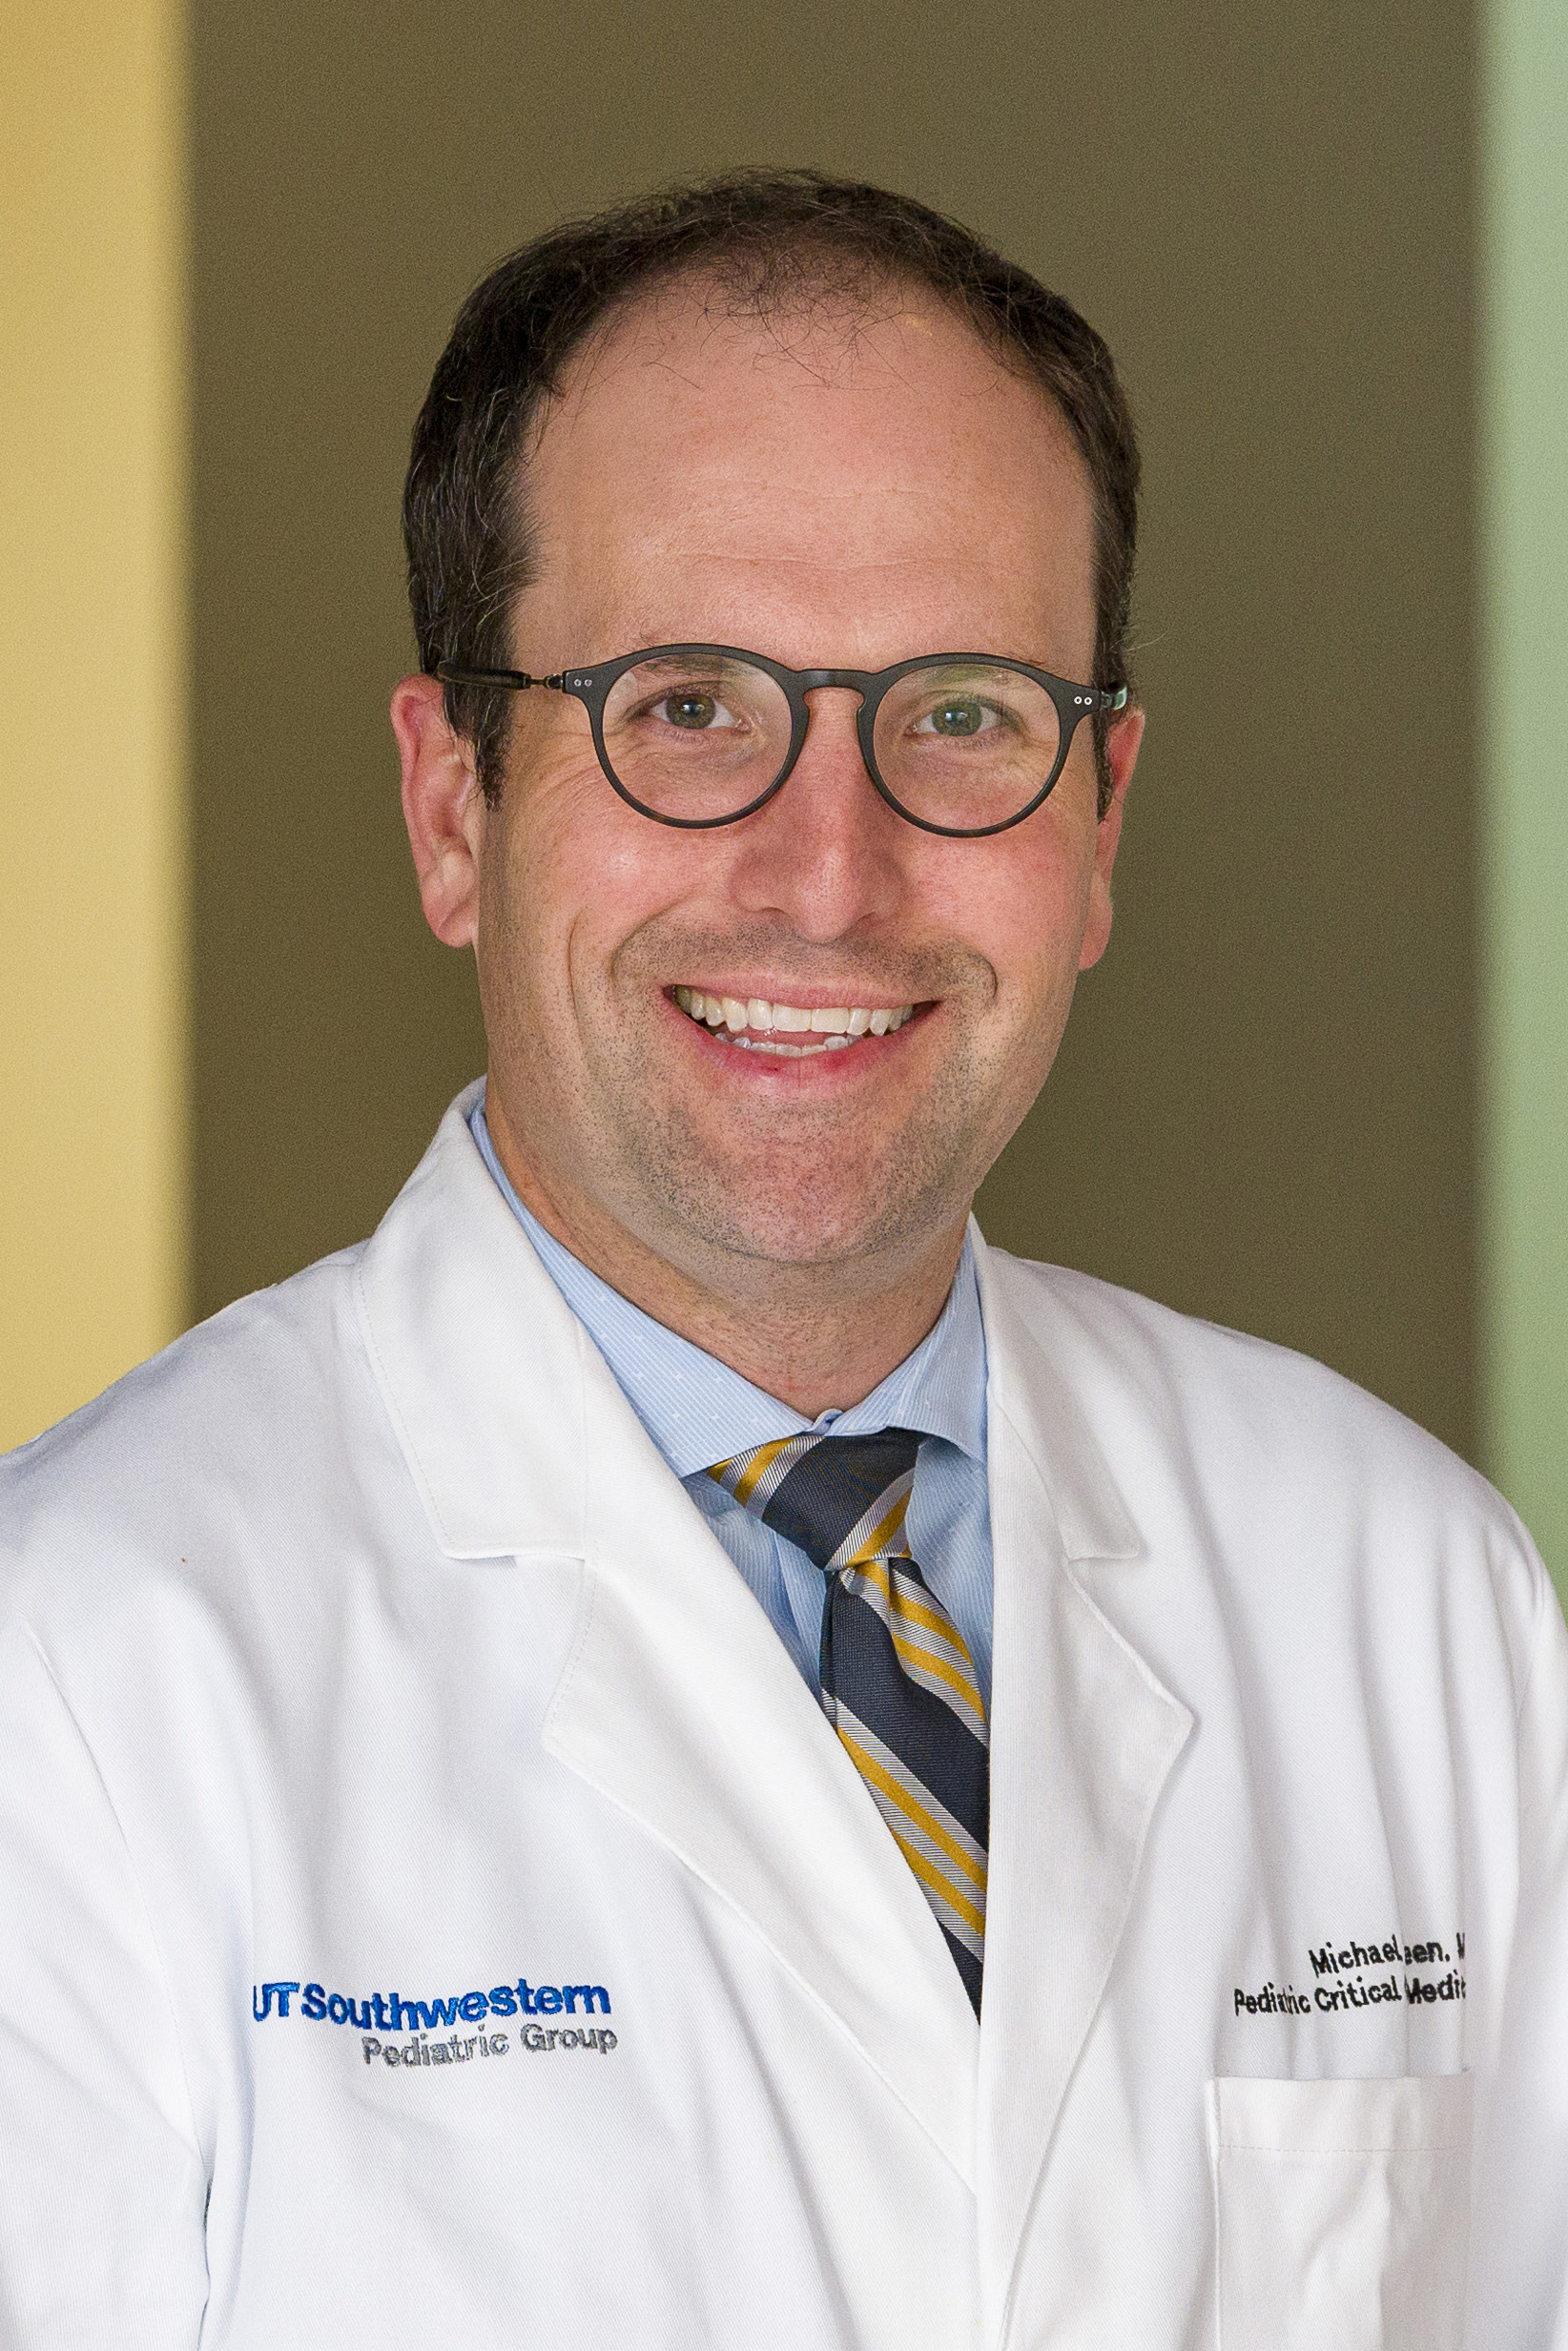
[0,1244,388,1627]
[4,1244,366,1490]
[986,1244,1485,1496]
[981,1244,1550,1649]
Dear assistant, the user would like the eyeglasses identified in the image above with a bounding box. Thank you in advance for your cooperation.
[436,645,1128,838]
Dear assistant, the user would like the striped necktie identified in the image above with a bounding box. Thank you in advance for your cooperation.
[710,1427,988,2013]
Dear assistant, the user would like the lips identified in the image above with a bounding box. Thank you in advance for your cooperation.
[671,986,917,1057]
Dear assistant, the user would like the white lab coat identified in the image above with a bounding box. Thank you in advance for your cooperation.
[1,1086,1565,2351]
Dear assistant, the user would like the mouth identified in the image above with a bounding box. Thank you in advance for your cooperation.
[671,985,920,1058]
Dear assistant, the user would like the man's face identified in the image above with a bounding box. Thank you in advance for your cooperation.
[423,280,1139,1297]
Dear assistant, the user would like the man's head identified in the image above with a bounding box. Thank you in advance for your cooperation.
[403,170,1139,815]
[393,172,1145,1397]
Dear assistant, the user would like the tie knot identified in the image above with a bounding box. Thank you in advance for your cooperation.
[709,1428,923,1572]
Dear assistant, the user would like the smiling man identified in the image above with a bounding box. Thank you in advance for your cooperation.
[2,172,1566,2351]
[394,209,1132,1421]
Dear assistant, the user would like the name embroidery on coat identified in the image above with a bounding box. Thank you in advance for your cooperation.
[1232,1927,1466,2018]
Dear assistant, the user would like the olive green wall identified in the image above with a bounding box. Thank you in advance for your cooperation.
[192,0,1477,1459]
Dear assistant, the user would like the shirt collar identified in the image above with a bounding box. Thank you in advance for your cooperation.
[469,1098,986,1479]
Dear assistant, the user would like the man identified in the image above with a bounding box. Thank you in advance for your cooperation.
[1,170,1564,2350]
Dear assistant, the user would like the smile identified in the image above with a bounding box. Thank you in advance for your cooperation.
[671,986,918,1058]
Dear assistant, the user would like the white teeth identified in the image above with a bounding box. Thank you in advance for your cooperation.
[674,990,917,1046]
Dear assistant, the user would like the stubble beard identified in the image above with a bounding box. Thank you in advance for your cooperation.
[571,921,1018,1289]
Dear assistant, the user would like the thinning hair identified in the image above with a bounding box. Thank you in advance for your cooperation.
[403,168,1140,812]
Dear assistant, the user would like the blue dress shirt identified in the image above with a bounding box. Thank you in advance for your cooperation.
[470,1099,994,1703]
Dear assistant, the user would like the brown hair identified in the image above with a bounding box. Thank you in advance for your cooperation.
[403,167,1140,813]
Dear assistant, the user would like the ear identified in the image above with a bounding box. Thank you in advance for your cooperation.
[391,673,485,948]
[1078,702,1145,972]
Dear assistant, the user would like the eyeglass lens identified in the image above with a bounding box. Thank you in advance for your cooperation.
[598,653,1063,829]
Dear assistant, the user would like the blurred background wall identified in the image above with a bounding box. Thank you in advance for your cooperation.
[1,0,187,1443]
[189,0,1480,1413]
[4,0,1565,1588]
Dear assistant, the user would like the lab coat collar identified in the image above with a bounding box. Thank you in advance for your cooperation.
[357,1089,1145,1578]
[969,1233,1143,1566]
[356,1085,590,1561]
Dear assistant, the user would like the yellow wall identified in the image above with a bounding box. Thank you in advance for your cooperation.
[0,0,188,1446]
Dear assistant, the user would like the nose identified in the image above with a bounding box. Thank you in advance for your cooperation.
[722,686,911,940]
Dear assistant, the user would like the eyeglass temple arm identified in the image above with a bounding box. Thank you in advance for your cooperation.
[434,663,568,692]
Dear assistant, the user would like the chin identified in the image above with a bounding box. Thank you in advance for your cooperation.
[641,1146,970,1277]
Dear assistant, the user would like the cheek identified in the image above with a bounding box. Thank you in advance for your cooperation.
[936,829,1096,1014]
[485,756,698,1015]
[474,765,590,1022]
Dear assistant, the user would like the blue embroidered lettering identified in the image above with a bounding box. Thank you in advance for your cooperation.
[256,1972,613,2034]
[405,1997,460,2030]
[252,1980,301,2021]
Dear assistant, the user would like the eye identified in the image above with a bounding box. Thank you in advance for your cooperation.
[652,688,741,731]
[913,695,1000,739]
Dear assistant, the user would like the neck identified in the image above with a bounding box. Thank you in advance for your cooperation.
[483,1096,969,1418]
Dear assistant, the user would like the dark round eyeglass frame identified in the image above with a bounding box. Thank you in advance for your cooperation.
[435,645,1129,839]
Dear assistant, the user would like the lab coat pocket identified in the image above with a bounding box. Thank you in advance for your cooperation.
[1209,2073,1472,2351]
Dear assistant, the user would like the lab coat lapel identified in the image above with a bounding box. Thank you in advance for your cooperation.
[355,1086,588,1560]
[359,1092,978,2180]
[971,1240,1193,2344]
[547,1342,980,2180]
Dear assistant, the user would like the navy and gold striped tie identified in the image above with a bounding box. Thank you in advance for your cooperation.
[710,1428,987,2012]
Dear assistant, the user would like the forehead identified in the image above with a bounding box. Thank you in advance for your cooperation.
[521,274,1094,637]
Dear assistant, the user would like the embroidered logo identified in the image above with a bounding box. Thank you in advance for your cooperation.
[252,1975,618,2066]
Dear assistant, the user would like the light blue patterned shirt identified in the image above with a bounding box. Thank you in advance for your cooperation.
[470,1099,994,1703]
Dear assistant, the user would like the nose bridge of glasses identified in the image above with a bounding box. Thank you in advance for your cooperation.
[796,669,872,698]
[793,674,877,779]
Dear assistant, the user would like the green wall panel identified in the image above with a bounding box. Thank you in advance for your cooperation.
[1481,0,1568,1592]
